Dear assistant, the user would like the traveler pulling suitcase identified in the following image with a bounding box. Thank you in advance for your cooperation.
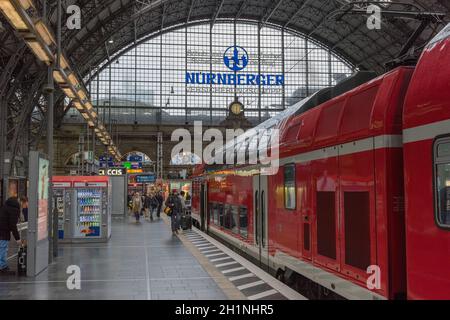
[180,214,192,230]
[17,246,27,276]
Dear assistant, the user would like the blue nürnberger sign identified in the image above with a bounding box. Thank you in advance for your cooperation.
[186,45,284,86]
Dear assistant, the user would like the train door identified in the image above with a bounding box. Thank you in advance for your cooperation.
[200,182,207,231]
[298,164,312,260]
[253,175,269,270]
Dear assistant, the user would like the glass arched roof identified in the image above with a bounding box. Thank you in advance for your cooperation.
[65,21,354,126]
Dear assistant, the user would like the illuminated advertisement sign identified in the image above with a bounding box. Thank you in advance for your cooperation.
[136,175,156,183]
[185,46,284,87]
[99,168,125,176]
[37,158,49,241]
[127,169,143,174]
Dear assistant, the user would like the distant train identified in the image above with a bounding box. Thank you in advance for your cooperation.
[190,24,450,300]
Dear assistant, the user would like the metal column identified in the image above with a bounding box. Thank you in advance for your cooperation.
[257,23,262,122]
[0,97,6,204]
[157,132,163,179]
[49,0,62,259]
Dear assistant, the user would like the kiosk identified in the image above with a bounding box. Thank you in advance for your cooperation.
[52,176,112,243]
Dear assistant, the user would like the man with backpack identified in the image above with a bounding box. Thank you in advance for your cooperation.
[165,189,182,235]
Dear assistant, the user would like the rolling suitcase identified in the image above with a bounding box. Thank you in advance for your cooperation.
[17,246,27,276]
[181,214,192,230]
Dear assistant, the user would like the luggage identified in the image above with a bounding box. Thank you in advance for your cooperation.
[181,214,192,230]
[17,246,27,276]
[164,206,173,216]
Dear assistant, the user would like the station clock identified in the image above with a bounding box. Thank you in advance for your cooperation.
[229,100,244,116]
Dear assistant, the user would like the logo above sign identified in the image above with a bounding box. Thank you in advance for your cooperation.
[223,46,249,72]
[185,45,284,87]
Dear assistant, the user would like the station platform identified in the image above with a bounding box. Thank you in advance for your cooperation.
[0,216,303,300]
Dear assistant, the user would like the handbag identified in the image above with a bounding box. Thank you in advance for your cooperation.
[164,206,173,216]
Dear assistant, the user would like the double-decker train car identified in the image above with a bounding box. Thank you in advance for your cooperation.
[191,24,450,300]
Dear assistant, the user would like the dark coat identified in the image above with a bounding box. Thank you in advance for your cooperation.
[165,194,182,216]
[0,198,21,241]
[145,196,158,209]
[156,193,164,206]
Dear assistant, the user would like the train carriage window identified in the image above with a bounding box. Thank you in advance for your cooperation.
[223,205,232,230]
[208,202,216,224]
[231,206,239,234]
[218,203,224,227]
[434,138,450,228]
[240,207,248,238]
[212,203,221,226]
[209,203,214,224]
[284,164,296,210]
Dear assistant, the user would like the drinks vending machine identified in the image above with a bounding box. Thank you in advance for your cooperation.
[52,176,112,243]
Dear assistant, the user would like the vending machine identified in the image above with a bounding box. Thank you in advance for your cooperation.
[52,176,112,243]
[52,180,72,241]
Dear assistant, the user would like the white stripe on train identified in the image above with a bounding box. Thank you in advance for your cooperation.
[278,134,402,166]
[403,119,450,144]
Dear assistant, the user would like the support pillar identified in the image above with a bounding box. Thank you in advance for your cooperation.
[157,132,163,179]
[0,97,7,204]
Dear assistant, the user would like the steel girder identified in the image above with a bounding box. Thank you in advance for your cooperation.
[53,0,447,80]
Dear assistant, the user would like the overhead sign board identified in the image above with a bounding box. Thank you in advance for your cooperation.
[123,162,131,169]
[186,45,284,95]
[99,167,125,176]
[130,162,143,169]
[127,169,143,174]
[99,156,114,162]
[129,155,143,162]
[136,174,156,183]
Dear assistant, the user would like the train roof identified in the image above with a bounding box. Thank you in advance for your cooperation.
[426,23,450,48]
[211,70,379,164]
[403,23,450,131]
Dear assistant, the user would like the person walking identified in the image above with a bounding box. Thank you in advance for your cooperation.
[156,189,164,219]
[141,193,146,218]
[132,192,143,223]
[0,197,24,274]
[178,191,187,230]
[151,192,159,221]
[145,192,158,221]
[143,193,150,220]
[165,189,182,235]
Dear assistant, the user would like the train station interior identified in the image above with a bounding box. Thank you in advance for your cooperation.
[0,0,450,303]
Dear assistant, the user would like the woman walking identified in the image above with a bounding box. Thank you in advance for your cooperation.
[132,192,143,223]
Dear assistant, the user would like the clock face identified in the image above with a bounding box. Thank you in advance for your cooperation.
[230,102,243,115]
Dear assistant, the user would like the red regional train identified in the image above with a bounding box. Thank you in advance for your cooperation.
[190,24,450,300]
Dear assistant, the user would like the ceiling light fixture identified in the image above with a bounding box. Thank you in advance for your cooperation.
[19,0,34,10]
[62,87,76,99]
[34,19,55,46]
[0,0,28,31]
[25,39,52,64]
[67,73,79,87]
[52,69,66,84]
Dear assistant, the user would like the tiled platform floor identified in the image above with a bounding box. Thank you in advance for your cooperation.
[0,217,227,300]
